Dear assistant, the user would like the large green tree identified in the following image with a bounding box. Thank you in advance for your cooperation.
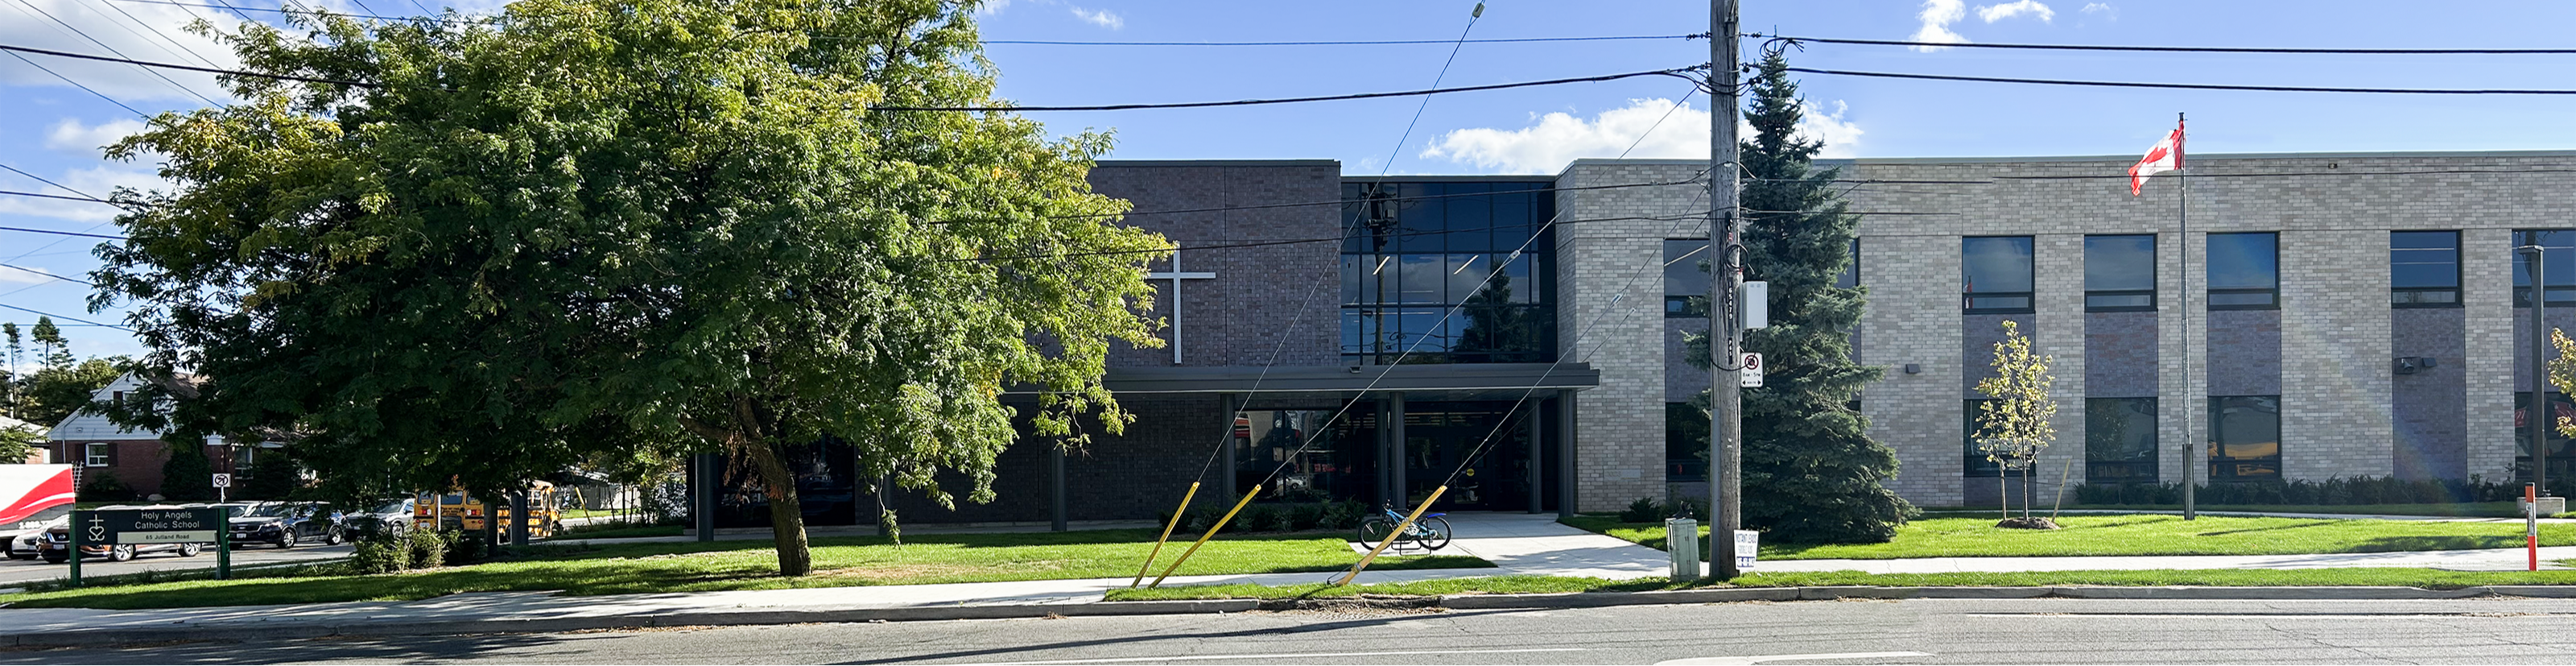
[92,0,1165,576]
[21,358,124,427]
[1686,51,1913,543]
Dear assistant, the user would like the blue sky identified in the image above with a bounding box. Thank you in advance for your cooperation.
[8,0,2576,362]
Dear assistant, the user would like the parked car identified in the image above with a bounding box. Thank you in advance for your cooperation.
[341,498,414,539]
[38,505,207,563]
[4,517,64,560]
[228,502,344,548]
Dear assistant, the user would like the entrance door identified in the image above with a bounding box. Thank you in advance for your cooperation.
[1401,403,1534,511]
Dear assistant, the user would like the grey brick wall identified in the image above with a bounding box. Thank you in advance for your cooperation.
[2033,234,2087,501]
[2467,228,2519,482]
[2281,230,2394,479]
[1554,161,1708,511]
[2205,310,2283,397]
[1859,234,1964,504]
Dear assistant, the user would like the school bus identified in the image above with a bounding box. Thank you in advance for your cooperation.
[414,481,563,541]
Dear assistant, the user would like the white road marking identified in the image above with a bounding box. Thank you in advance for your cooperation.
[1657,651,1934,665]
[1965,613,2576,619]
[968,647,1588,664]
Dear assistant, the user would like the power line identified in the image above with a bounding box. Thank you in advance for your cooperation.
[1755,33,2576,56]
[0,263,92,287]
[0,304,130,332]
[0,225,129,240]
[2,50,147,118]
[0,163,105,201]
[1046,176,1707,221]
[1784,66,2576,96]
[3,0,221,105]
[0,43,382,87]
[982,34,1699,47]
[873,66,1704,112]
[106,0,493,23]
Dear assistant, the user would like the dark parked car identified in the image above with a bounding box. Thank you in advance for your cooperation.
[229,502,345,548]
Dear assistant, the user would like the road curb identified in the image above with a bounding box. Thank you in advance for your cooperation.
[10,585,2574,647]
[0,599,1259,648]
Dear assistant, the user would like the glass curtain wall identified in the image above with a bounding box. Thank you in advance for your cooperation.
[1342,181,1555,364]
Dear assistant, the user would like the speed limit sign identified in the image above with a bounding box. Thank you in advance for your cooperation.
[212,473,232,488]
[1740,353,1764,387]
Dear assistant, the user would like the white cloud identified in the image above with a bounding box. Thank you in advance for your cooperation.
[1067,6,1121,29]
[1976,0,2055,23]
[43,118,147,154]
[977,0,1013,14]
[1908,0,1969,52]
[0,165,167,222]
[2082,2,2117,20]
[1419,98,1862,174]
[0,0,240,104]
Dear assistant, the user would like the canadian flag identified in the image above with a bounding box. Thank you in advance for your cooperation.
[2128,121,2184,196]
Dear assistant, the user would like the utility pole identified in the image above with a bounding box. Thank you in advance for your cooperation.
[1707,0,1743,580]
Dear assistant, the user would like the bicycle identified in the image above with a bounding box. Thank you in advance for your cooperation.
[1354,503,1452,552]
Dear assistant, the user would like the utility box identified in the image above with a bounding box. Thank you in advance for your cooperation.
[1740,281,1769,329]
[1665,517,1699,579]
[2524,496,2566,516]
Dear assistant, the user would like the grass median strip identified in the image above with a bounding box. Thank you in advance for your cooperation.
[1105,567,2576,602]
[1561,515,2576,560]
[0,529,1490,610]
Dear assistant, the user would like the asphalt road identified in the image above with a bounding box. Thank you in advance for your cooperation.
[11,597,2576,664]
[0,543,351,585]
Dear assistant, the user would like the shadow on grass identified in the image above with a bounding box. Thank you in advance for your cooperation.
[2351,535,2523,552]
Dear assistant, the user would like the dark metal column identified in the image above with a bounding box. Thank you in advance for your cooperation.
[2525,245,2550,496]
[1389,391,1408,507]
[1050,445,1068,532]
[691,453,718,543]
[1556,389,1578,519]
[1527,400,1544,514]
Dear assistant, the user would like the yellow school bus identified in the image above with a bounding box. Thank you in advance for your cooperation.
[414,481,562,541]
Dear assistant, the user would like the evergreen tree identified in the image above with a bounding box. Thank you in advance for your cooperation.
[161,443,217,502]
[2,322,19,420]
[28,318,66,369]
[1686,50,1915,543]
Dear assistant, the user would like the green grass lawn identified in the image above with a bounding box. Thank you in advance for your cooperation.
[1916,502,2549,519]
[0,529,1491,610]
[1562,514,2576,560]
[1104,567,2576,602]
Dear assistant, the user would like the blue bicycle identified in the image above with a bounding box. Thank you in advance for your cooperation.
[1355,503,1452,551]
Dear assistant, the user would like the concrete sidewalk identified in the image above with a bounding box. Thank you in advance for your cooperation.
[4,511,2574,646]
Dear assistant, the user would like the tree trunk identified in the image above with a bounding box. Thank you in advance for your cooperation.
[2022,459,2035,521]
[1998,473,2008,521]
[741,438,813,577]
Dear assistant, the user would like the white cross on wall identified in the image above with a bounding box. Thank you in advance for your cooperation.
[1145,251,1216,365]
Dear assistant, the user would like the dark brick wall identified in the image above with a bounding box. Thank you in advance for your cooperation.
[846,395,1224,525]
[1666,317,1711,402]
[2085,312,2157,398]
[2207,309,2282,397]
[2393,308,2467,481]
[1088,163,1341,369]
[1962,314,2029,396]
[49,440,230,499]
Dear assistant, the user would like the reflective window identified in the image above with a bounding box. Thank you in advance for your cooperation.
[2513,392,2576,486]
[2512,230,2576,306]
[1666,403,1707,482]
[1963,236,2034,313]
[2207,233,2279,310]
[1665,239,1711,317]
[1837,238,1860,289]
[2391,231,2461,307]
[2086,398,2157,482]
[1963,399,2018,477]
[2085,235,2156,312]
[1342,181,1554,364]
[2209,395,2281,480]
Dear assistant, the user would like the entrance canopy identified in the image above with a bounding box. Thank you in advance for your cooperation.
[1066,362,1598,400]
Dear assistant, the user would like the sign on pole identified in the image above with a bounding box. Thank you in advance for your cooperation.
[212,473,232,489]
[1733,529,1760,570]
[1739,353,1764,388]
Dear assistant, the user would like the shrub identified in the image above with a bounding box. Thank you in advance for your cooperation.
[443,529,487,566]
[76,471,135,502]
[348,534,408,575]
[1287,503,1324,531]
[1618,498,1662,523]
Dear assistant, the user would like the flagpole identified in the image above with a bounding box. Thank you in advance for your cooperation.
[2178,111,2196,521]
